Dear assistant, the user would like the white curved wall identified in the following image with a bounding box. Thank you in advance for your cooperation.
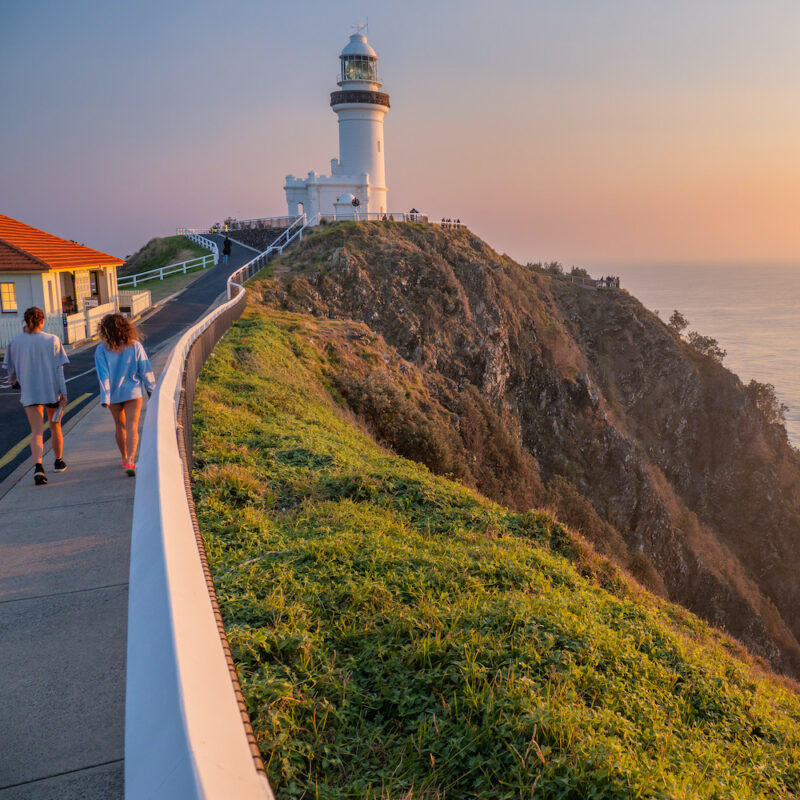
[126,276,273,799]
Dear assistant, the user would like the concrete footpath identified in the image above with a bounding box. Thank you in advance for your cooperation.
[0,340,177,799]
[0,398,134,798]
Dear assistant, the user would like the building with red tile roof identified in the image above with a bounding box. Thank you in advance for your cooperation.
[0,214,127,348]
[0,214,124,274]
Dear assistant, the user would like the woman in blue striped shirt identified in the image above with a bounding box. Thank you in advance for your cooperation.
[95,313,155,476]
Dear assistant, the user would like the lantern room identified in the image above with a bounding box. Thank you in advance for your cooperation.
[338,33,380,86]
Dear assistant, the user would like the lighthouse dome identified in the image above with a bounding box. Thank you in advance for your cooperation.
[341,33,377,59]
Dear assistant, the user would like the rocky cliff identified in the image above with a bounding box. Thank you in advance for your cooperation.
[255,220,800,677]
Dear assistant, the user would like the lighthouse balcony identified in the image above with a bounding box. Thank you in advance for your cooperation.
[330,90,390,108]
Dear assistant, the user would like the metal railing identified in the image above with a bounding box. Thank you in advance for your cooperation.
[310,211,466,228]
[118,253,216,288]
[179,212,466,236]
[225,215,309,293]
[178,216,302,236]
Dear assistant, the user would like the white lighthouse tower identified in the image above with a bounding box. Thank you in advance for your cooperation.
[284,29,390,220]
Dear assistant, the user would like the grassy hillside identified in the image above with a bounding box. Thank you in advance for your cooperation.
[119,234,208,276]
[193,304,800,799]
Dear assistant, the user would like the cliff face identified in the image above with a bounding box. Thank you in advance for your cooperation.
[256,221,800,676]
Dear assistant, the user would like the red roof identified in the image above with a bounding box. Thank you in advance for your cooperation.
[0,214,124,273]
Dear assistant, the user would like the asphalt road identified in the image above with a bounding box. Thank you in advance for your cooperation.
[0,236,256,485]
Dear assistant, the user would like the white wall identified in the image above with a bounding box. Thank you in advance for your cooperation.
[335,104,387,190]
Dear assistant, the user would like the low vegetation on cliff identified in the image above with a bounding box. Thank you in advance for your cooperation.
[193,306,800,799]
[254,221,800,679]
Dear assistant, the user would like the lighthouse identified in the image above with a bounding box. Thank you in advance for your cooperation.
[284,29,390,220]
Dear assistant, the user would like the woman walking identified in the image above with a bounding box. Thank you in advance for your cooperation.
[3,307,69,485]
[222,235,232,264]
[95,313,155,476]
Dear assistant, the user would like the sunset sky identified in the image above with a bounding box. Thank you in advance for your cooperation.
[3,0,800,266]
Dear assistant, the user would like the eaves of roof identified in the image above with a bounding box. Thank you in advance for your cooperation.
[0,214,124,273]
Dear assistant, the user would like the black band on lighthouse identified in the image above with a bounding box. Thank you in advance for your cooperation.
[330,90,390,108]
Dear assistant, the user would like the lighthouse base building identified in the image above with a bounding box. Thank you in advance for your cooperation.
[285,31,390,221]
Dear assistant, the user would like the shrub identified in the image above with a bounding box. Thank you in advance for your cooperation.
[526,261,564,275]
[746,379,789,427]
[686,331,726,363]
[668,310,689,335]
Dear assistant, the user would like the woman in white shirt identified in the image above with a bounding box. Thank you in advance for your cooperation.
[3,306,69,485]
[94,313,155,476]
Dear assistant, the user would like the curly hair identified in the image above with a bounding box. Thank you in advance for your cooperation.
[98,313,141,350]
[23,306,45,331]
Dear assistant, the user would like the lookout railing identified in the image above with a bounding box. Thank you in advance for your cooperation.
[181,212,467,232]
[178,215,302,235]
[310,210,467,228]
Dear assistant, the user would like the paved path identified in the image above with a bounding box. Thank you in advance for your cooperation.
[0,401,138,798]
[0,238,257,798]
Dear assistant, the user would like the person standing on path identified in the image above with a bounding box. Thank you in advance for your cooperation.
[222,235,232,264]
[3,306,69,485]
[94,313,155,477]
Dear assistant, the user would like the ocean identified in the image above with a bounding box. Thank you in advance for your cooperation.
[607,262,800,446]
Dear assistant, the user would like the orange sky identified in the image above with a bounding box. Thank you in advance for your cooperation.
[3,1,800,265]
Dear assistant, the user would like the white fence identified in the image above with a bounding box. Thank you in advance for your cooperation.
[85,301,116,339]
[0,313,67,350]
[118,253,216,289]
[184,233,220,262]
[64,313,86,344]
[126,250,278,799]
[118,289,152,317]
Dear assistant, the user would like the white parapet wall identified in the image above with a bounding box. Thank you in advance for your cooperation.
[64,312,86,344]
[126,270,274,799]
[118,289,152,318]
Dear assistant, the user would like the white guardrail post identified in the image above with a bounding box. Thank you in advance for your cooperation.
[126,254,279,798]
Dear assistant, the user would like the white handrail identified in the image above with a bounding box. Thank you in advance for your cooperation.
[184,232,220,263]
[225,215,309,297]
[126,253,274,799]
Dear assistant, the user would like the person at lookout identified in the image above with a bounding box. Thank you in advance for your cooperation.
[222,235,232,264]
[94,313,155,477]
[3,306,69,485]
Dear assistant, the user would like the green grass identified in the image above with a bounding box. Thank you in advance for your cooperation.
[193,306,800,799]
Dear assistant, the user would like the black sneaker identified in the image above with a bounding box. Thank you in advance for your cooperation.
[54,458,67,472]
[34,463,48,486]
